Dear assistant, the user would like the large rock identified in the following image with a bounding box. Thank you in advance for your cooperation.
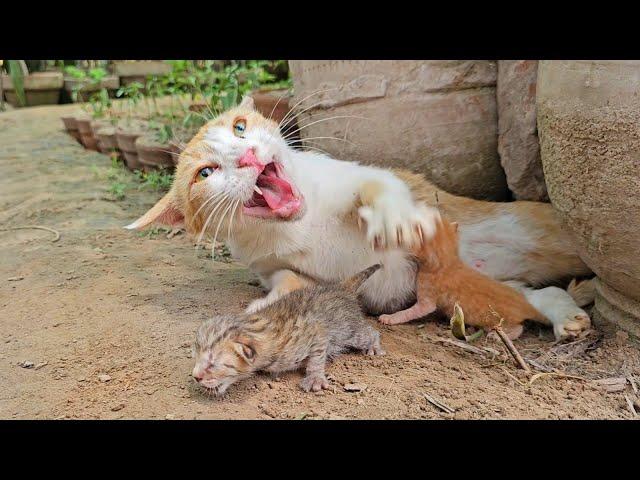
[288,60,508,200]
[537,60,640,337]
[497,60,548,201]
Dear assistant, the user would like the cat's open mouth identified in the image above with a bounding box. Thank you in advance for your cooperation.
[243,162,302,219]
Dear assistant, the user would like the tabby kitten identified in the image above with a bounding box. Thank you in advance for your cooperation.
[192,264,384,395]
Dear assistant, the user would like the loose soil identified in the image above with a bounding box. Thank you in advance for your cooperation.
[1,104,639,420]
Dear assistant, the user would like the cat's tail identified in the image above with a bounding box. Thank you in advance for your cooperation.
[342,264,382,292]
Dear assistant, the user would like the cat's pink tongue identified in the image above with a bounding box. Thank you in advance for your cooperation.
[259,175,295,210]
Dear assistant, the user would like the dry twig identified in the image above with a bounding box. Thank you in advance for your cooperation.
[0,225,60,242]
[423,393,455,414]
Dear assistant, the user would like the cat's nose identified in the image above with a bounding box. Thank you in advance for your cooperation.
[237,148,264,170]
[193,373,203,383]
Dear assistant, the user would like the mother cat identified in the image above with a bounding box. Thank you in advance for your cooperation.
[127,97,592,340]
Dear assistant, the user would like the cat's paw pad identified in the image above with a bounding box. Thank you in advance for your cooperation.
[553,312,591,340]
[245,297,271,314]
[358,199,439,250]
[300,374,330,392]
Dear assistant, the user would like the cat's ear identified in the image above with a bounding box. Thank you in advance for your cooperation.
[450,222,459,232]
[239,95,255,110]
[233,340,256,363]
[124,191,184,230]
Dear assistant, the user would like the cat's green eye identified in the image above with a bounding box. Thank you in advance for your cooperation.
[195,166,216,182]
[233,118,246,137]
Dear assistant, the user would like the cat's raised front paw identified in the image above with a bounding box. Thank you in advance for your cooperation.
[358,199,439,250]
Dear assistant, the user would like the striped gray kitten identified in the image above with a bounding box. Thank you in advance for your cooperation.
[192,264,384,395]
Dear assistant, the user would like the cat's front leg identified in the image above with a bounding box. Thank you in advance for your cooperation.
[300,337,330,392]
[357,175,440,250]
[245,269,314,314]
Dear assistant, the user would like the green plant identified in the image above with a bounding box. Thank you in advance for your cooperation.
[135,170,174,192]
[5,60,27,107]
[65,65,109,103]
[116,82,145,122]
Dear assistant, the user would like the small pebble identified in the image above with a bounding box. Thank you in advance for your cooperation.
[344,383,367,392]
[111,403,125,412]
[18,361,35,369]
[98,374,112,383]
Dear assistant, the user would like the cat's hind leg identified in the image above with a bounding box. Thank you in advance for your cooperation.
[514,285,590,340]
[379,298,436,325]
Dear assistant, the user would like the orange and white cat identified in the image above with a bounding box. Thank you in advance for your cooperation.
[379,214,558,340]
[126,96,592,340]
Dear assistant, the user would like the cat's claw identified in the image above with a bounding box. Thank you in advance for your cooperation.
[358,198,439,250]
[300,374,330,393]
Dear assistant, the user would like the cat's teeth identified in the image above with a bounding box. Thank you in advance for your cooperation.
[254,186,264,196]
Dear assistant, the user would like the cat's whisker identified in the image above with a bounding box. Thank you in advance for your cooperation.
[282,113,370,134]
[291,145,333,156]
[196,194,229,247]
[287,136,359,148]
[281,115,370,142]
[276,98,333,135]
[277,88,338,131]
[267,88,293,122]
[227,199,241,242]
[191,190,224,218]
[211,200,235,261]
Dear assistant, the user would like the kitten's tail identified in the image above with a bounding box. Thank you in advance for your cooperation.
[342,264,382,292]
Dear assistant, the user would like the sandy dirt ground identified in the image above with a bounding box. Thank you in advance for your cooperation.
[1,104,640,420]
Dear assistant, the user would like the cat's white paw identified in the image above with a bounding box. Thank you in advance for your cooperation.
[358,197,439,250]
[553,312,591,340]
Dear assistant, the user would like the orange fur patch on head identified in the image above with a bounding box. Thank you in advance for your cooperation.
[126,102,281,235]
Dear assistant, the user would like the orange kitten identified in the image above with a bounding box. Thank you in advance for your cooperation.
[379,215,548,339]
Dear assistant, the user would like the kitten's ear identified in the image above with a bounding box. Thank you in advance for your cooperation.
[239,95,255,110]
[450,222,459,232]
[124,190,184,230]
[233,340,256,363]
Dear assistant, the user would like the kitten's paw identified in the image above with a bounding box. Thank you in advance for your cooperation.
[553,312,591,341]
[358,198,439,250]
[245,297,271,314]
[366,345,386,356]
[300,374,330,393]
[379,313,408,325]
